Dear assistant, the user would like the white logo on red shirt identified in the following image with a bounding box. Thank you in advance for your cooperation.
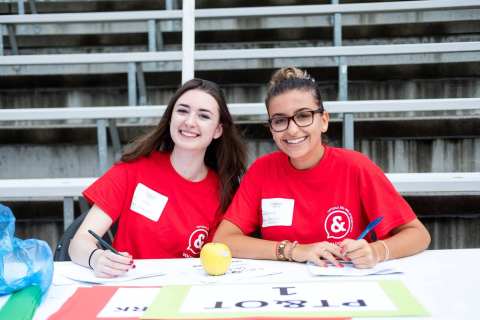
[187,228,209,255]
[324,207,353,239]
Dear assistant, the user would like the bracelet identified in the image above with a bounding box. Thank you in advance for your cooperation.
[288,241,298,262]
[377,240,389,262]
[275,241,281,260]
[88,248,101,269]
[277,240,290,261]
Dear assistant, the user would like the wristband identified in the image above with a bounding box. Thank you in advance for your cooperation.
[277,240,290,261]
[88,248,101,269]
[377,240,389,262]
[288,241,298,262]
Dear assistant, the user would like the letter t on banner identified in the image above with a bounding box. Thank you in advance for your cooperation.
[182,0,195,84]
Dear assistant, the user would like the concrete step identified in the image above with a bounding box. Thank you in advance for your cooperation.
[1,77,479,110]
[1,0,345,15]
[0,0,469,14]
[1,135,479,179]
[5,10,480,46]
[2,54,478,76]
[2,113,480,140]
[4,34,479,53]
[2,8,477,36]
[1,59,479,85]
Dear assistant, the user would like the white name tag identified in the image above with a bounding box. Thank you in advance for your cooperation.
[130,183,168,222]
[261,198,294,227]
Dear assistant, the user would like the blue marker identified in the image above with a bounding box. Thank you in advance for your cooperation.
[343,216,383,256]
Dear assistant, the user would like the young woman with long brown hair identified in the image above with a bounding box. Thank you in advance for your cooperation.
[69,79,248,278]
[214,66,430,269]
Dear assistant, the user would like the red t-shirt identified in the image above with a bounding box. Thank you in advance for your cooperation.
[83,151,222,259]
[224,146,416,245]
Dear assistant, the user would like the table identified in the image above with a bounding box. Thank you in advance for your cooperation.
[34,249,480,320]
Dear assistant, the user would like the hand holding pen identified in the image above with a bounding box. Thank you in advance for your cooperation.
[88,230,135,278]
[338,217,384,269]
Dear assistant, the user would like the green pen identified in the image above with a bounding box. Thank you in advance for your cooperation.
[88,229,123,256]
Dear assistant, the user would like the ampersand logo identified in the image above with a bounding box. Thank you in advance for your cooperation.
[324,207,353,239]
[187,228,209,255]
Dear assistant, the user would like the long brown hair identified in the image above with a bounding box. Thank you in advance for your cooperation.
[120,79,248,213]
[265,66,329,144]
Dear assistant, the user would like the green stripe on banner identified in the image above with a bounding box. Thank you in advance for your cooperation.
[0,285,43,320]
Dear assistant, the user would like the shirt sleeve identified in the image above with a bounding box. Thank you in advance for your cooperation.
[223,170,262,236]
[82,163,130,224]
[358,164,417,239]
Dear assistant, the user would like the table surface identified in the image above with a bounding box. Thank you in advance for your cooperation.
[34,249,480,320]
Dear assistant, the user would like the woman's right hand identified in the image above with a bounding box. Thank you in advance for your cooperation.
[91,250,134,278]
[291,242,346,267]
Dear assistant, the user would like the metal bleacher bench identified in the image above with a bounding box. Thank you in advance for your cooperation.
[1,98,480,230]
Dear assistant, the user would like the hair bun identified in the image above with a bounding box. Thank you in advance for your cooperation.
[269,66,314,89]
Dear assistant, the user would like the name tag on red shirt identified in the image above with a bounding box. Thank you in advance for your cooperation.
[261,198,294,227]
[131,183,168,222]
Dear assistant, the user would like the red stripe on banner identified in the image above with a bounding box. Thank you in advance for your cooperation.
[48,286,163,320]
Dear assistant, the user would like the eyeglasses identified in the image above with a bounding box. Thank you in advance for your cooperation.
[268,109,323,132]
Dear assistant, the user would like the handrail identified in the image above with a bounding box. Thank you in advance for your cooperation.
[0,0,478,24]
[2,172,480,197]
[0,42,478,66]
[0,178,97,198]
[1,98,479,121]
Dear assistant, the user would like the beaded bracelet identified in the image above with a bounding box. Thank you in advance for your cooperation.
[277,240,290,261]
[288,241,298,262]
[275,241,281,260]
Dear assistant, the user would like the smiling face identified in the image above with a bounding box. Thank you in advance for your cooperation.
[268,89,329,170]
[170,89,223,153]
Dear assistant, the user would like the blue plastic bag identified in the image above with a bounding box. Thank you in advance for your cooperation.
[0,204,54,298]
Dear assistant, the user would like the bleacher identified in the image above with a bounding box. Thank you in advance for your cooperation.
[1,0,479,251]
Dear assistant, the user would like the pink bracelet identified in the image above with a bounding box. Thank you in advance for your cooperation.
[288,241,298,262]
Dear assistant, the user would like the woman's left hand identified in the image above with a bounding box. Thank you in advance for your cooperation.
[339,239,380,269]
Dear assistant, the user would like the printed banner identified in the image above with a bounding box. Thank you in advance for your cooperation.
[141,280,428,319]
[48,286,162,320]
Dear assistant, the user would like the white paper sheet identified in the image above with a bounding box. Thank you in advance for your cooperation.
[178,281,398,314]
[54,261,164,284]
[97,288,162,318]
[52,271,79,286]
[169,258,281,283]
[307,259,404,276]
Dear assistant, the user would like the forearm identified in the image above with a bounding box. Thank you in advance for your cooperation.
[373,225,430,262]
[69,234,102,268]
[213,233,279,260]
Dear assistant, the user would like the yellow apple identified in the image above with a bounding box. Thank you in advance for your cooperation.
[200,243,232,276]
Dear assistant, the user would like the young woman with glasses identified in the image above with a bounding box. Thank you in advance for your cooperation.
[69,79,248,278]
[213,66,430,269]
